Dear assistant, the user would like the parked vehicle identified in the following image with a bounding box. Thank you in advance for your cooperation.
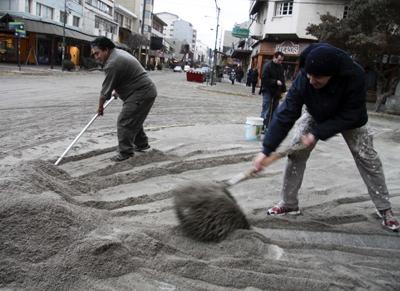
[183,65,191,72]
[173,66,183,72]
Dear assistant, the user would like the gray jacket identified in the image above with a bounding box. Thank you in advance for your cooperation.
[101,49,156,101]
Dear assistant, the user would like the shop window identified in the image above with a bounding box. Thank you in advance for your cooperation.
[275,1,293,16]
[0,39,15,54]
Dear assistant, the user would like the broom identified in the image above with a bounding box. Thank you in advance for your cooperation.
[173,144,306,242]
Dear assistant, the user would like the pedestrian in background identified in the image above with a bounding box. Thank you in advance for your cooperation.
[229,69,236,85]
[251,66,259,95]
[236,66,244,83]
[260,51,286,132]
[246,68,253,87]
[253,44,399,231]
[91,36,157,162]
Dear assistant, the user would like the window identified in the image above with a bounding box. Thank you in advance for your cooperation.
[73,16,80,27]
[144,11,151,19]
[95,15,117,34]
[85,0,112,16]
[36,3,54,20]
[343,5,349,18]
[25,0,32,13]
[275,1,293,16]
[115,12,123,26]
[125,18,132,30]
[60,11,67,24]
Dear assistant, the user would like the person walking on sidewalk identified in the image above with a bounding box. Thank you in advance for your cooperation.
[251,66,259,95]
[229,69,236,85]
[91,36,157,162]
[260,51,286,132]
[246,68,253,87]
[252,44,399,231]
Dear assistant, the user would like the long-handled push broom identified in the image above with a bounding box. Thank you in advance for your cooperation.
[54,97,114,166]
[173,143,306,242]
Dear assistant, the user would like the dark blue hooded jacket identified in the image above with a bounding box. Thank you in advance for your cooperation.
[262,44,368,156]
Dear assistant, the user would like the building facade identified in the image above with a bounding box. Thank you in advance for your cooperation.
[249,0,349,80]
[0,0,155,68]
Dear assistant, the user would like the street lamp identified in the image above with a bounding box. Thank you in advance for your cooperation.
[210,1,220,86]
[61,0,69,71]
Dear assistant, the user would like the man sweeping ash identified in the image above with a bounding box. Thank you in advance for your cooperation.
[91,36,157,162]
[253,43,399,231]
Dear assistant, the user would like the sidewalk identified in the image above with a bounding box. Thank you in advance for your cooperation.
[0,63,65,75]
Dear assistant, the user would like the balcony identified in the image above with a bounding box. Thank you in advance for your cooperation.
[249,22,263,40]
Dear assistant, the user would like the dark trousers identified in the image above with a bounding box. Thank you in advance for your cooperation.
[251,82,257,94]
[117,86,157,156]
[261,91,279,129]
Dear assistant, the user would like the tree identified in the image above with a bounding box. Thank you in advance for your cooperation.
[306,0,400,112]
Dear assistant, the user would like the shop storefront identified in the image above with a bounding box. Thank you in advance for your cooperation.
[252,40,314,81]
[0,13,94,68]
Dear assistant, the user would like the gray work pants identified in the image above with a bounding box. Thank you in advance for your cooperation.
[117,86,156,156]
[279,112,391,211]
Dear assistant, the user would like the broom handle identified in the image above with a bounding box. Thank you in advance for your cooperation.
[54,98,114,166]
[226,143,306,186]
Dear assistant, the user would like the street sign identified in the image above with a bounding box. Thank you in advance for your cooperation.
[9,22,26,38]
[8,21,24,31]
[232,25,249,38]
[15,29,26,38]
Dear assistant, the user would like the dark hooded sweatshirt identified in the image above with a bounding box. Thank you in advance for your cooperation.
[262,44,368,156]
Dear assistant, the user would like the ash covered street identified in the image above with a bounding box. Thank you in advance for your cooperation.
[1,69,400,290]
[0,69,259,162]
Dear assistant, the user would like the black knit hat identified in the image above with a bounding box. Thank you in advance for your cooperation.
[305,46,341,76]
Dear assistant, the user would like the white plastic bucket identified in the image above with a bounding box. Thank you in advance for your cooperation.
[245,117,264,141]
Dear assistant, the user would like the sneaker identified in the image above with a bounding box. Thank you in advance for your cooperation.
[110,153,133,162]
[376,209,399,232]
[134,144,150,152]
[267,205,301,216]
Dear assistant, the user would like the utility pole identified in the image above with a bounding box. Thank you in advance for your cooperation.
[210,1,220,86]
[61,0,67,71]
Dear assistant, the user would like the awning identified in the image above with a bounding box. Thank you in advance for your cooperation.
[231,49,252,59]
[23,19,95,42]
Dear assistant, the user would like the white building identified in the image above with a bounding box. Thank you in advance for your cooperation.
[249,0,349,78]
[157,12,196,51]
[156,12,178,39]
[194,39,208,64]
[84,0,117,41]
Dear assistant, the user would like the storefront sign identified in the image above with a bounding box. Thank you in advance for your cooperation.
[275,41,299,55]
[232,25,249,38]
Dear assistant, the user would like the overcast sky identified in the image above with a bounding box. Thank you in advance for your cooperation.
[153,0,251,48]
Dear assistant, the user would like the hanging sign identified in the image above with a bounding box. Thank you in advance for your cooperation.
[232,25,249,38]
